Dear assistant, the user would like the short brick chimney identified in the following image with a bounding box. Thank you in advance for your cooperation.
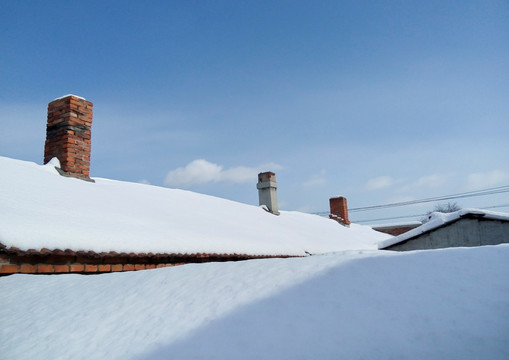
[44,95,93,181]
[329,196,351,226]
[257,172,280,215]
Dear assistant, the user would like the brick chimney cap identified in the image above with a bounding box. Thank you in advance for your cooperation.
[53,94,87,101]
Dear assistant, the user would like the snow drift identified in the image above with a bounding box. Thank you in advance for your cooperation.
[1,245,508,359]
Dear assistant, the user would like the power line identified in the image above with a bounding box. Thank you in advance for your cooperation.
[349,184,509,212]
[354,213,425,224]
[352,203,509,224]
[481,203,509,210]
[311,184,509,218]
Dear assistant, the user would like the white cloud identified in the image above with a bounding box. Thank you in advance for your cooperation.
[164,159,282,188]
[365,176,395,191]
[413,174,449,189]
[222,166,256,184]
[464,170,509,190]
[401,174,450,192]
[164,160,222,187]
[302,170,327,187]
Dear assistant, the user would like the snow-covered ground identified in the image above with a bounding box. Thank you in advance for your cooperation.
[0,156,389,255]
[1,245,508,359]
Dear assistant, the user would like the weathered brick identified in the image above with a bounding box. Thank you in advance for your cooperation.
[85,264,98,272]
[37,264,54,273]
[329,197,351,226]
[70,264,85,272]
[98,264,111,272]
[145,264,156,269]
[134,264,145,271]
[111,264,123,272]
[44,95,93,179]
[54,265,69,273]
[124,264,135,271]
[20,264,37,273]
[0,264,19,274]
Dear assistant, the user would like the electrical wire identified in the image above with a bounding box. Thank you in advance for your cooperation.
[351,204,509,224]
[349,184,509,212]
[353,214,425,224]
[311,185,509,222]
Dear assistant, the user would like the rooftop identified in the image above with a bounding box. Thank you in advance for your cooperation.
[0,156,390,257]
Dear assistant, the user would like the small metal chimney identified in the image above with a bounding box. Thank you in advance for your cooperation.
[257,172,280,215]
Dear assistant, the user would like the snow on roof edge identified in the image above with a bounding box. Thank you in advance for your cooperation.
[378,208,509,249]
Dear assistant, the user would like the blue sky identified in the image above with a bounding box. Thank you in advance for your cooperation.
[1,1,508,223]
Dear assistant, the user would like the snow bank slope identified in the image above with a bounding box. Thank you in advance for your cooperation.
[0,156,389,255]
[1,245,508,359]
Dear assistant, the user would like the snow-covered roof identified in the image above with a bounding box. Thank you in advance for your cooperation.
[378,208,509,249]
[0,156,390,256]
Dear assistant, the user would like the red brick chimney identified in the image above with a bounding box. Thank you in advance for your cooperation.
[44,95,93,181]
[329,196,351,226]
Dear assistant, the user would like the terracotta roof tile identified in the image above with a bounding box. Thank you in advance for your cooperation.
[0,242,298,268]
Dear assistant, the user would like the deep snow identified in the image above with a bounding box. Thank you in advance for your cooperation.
[1,156,507,359]
[1,245,508,359]
[0,156,389,255]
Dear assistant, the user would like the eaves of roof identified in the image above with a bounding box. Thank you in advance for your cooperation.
[0,243,297,275]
